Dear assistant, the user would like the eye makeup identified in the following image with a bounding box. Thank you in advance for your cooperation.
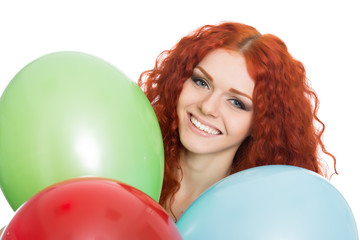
[195,66,213,82]
[193,66,253,110]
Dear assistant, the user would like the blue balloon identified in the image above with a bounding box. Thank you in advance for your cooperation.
[176,165,358,240]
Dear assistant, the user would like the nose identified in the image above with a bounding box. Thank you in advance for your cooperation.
[198,93,220,117]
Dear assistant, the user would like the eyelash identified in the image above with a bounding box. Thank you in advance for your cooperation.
[191,76,209,89]
[229,99,247,110]
[191,75,247,111]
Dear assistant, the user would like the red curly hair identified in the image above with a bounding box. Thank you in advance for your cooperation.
[138,22,337,209]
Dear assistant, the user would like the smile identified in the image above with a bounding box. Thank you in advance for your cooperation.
[190,115,221,135]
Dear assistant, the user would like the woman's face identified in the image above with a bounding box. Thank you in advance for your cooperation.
[176,48,254,157]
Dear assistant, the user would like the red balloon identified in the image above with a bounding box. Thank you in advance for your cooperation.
[1,178,182,239]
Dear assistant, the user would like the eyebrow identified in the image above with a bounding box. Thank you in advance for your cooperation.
[229,88,253,101]
[195,66,253,101]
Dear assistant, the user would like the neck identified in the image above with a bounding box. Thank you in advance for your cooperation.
[179,148,234,197]
[166,148,236,222]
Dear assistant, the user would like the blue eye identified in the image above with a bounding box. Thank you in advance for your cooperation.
[229,99,246,110]
[191,76,209,89]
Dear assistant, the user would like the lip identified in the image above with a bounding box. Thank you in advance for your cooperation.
[187,113,222,137]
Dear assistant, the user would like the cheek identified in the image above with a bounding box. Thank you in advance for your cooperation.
[177,82,200,110]
[226,113,253,137]
[177,82,189,105]
[176,88,187,111]
[176,92,186,115]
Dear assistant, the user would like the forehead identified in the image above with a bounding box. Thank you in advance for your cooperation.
[197,48,254,96]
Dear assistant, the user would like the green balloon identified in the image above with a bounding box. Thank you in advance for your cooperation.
[0,52,164,210]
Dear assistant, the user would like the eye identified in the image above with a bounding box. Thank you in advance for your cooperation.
[191,76,209,89]
[229,98,247,110]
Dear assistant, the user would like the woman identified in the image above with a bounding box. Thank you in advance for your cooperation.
[138,22,337,222]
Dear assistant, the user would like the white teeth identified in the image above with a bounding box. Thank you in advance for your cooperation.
[190,116,220,135]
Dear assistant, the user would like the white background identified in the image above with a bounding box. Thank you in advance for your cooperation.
[0,0,359,233]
